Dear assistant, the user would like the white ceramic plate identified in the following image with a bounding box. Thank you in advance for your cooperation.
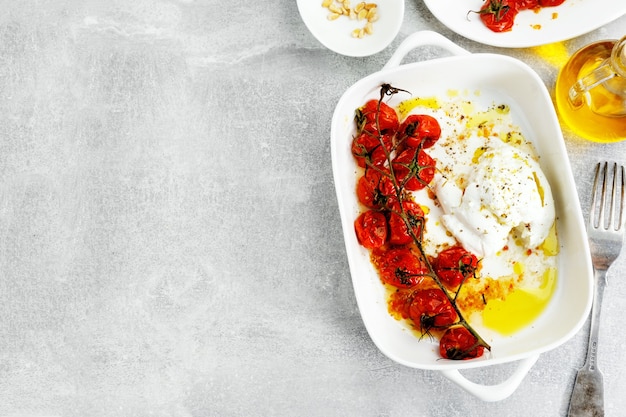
[331,31,593,401]
[297,0,404,57]
[423,0,626,48]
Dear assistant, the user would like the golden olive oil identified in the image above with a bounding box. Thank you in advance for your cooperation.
[482,268,557,335]
[555,41,626,143]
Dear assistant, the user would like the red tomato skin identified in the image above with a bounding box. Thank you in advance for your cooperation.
[538,0,565,6]
[354,211,388,249]
[351,133,392,168]
[479,0,518,32]
[356,174,382,209]
[433,246,479,288]
[514,0,539,9]
[373,248,428,289]
[439,327,485,360]
[399,114,442,149]
[356,100,399,135]
[392,149,436,191]
[356,168,396,209]
[409,288,458,329]
[388,200,425,245]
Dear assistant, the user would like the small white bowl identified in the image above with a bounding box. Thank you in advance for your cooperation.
[297,0,404,57]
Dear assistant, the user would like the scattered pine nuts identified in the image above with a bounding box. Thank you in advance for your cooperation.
[321,0,379,38]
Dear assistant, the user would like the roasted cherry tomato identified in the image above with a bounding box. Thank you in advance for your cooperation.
[356,174,384,209]
[354,210,388,249]
[392,148,436,191]
[538,0,565,6]
[409,288,458,332]
[356,168,395,209]
[513,0,539,9]
[433,246,479,288]
[398,114,442,149]
[355,100,399,135]
[351,133,392,168]
[439,326,485,360]
[373,247,428,289]
[388,200,425,245]
[478,0,518,33]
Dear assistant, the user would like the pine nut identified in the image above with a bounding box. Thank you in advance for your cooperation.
[322,0,379,39]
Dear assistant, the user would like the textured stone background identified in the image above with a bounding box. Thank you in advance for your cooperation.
[1,1,625,416]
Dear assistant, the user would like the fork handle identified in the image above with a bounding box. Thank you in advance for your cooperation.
[583,268,607,372]
[567,268,607,416]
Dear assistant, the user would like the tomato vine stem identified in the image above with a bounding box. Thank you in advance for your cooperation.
[363,83,492,357]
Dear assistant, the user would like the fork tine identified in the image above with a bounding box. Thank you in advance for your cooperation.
[617,164,625,231]
[607,162,616,230]
[607,162,626,231]
[592,162,626,231]
[591,162,604,230]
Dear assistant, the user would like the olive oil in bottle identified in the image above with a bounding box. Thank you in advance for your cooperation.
[555,38,626,143]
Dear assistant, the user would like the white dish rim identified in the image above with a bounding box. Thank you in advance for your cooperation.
[422,0,626,48]
[330,31,593,401]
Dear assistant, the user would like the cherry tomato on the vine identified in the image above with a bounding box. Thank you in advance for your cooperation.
[351,133,392,168]
[478,0,518,33]
[538,0,565,6]
[409,288,458,332]
[388,200,425,245]
[439,326,485,360]
[392,148,436,191]
[356,168,395,209]
[354,210,388,249]
[355,100,399,135]
[398,114,442,149]
[433,246,479,288]
[513,0,539,9]
[373,247,429,289]
[356,174,383,210]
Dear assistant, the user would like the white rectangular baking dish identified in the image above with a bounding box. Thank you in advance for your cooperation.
[330,31,593,401]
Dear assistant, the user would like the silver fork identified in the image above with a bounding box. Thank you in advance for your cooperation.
[568,161,625,417]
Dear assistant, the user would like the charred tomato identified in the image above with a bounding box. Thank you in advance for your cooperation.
[409,288,458,332]
[356,168,395,209]
[478,0,518,33]
[398,114,442,149]
[354,210,388,249]
[514,0,539,9]
[433,246,479,288]
[392,148,436,191]
[439,326,485,360]
[351,133,393,168]
[355,100,399,135]
[388,200,425,245]
[373,247,429,289]
[539,0,565,7]
[538,0,565,6]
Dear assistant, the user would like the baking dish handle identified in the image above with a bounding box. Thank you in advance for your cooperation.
[383,30,470,70]
[439,354,540,402]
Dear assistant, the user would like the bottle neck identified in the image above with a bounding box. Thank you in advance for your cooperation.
[611,36,626,78]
